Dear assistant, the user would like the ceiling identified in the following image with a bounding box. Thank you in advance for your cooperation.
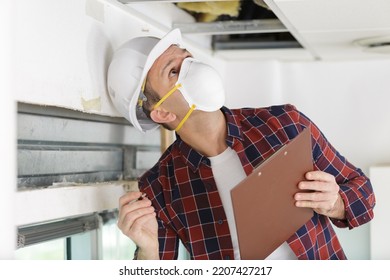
[267,0,390,61]
[119,0,390,61]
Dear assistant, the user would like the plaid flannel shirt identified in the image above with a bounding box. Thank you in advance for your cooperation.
[138,104,375,260]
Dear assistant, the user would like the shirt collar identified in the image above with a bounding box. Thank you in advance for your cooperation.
[175,106,243,172]
[221,106,244,145]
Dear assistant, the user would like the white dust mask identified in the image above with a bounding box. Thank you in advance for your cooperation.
[153,58,225,131]
[177,58,225,112]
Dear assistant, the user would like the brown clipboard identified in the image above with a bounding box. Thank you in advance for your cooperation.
[231,128,314,260]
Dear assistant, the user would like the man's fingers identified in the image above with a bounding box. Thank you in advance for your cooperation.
[298,181,329,192]
[305,171,335,182]
[118,198,153,227]
[295,200,329,209]
[119,191,144,208]
[119,205,155,233]
[295,190,329,202]
[130,212,157,233]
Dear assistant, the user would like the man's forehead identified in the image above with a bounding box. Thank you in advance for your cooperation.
[159,44,182,59]
[151,44,189,72]
[149,45,177,71]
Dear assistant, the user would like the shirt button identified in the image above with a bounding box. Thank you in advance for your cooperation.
[218,220,223,225]
[224,255,231,260]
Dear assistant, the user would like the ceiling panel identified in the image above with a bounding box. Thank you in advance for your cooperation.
[274,0,390,32]
[301,29,390,60]
[266,0,390,60]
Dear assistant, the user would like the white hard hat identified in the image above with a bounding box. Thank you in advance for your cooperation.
[107,29,183,132]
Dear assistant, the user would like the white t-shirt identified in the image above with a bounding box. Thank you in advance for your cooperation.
[208,146,297,260]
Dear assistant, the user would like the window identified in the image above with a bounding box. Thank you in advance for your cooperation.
[15,238,66,260]
[16,102,161,259]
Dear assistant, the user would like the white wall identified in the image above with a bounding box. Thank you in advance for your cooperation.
[222,57,390,259]
[223,58,390,175]
[282,60,390,174]
[223,60,284,108]
[1,0,16,259]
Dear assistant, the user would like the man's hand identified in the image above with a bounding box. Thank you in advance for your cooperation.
[294,171,346,220]
[117,191,159,259]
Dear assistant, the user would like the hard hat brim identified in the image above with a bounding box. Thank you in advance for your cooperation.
[129,28,183,133]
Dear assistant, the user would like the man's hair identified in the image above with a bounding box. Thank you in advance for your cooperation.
[142,82,160,120]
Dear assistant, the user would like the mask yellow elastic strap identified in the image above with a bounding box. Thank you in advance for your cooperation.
[153,83,182,109]
[141,78,147,92]
[175,104,196,132]
[138,78,148,107]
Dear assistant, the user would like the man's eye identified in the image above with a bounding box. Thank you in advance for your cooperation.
[169,69,178,77]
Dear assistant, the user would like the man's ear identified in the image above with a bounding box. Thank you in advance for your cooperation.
[150,108,176,124]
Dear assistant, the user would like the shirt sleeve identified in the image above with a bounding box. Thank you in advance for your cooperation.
[289,105,376,229]
[132,213,180,260]
[156,217,181,260]
[137,176,181,260]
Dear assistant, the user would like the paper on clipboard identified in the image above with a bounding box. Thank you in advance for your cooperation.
[231,128,314,260]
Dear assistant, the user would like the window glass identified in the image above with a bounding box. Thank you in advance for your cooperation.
[15,238,65,260]
[102,218,136,260]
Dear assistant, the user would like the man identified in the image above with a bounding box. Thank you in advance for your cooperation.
[107,29,375,260]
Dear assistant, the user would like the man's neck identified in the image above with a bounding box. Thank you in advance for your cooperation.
[178,110,228,157]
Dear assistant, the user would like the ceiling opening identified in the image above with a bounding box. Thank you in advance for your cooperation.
[120,0,303,51]
[173,0,302,50]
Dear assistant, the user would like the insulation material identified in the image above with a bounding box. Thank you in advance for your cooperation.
[177,1,241,22]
